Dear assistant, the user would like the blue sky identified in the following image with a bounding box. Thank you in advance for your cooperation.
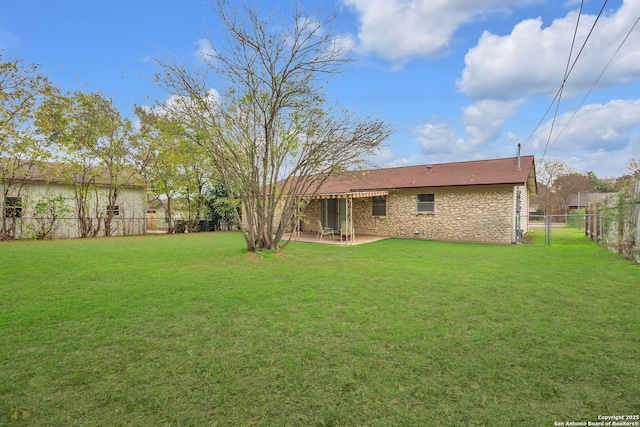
[2,0,639,178]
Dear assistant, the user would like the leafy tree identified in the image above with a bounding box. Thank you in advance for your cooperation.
[204,184,240,231]
[585,171,617,193]
[615,160,640,191]
[180,142,214,232]
[27,191,71,239]
[0,53,54,239]
[36,91,138,237]
[153,0,394,251]
[553,173,594,213]
[135,106,216,233]
[595,158,640,260]
[136,107,186,233]
[37,91,104,237]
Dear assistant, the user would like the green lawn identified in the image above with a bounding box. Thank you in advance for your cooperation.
[1,230,638,426]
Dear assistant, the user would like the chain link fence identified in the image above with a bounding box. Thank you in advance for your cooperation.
[542,213,597,246]
[2,215,239,240]
[524,212,595,246]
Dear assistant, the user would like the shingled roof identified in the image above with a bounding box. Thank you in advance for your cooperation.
[306,156,536,198]
[1,159,147,189]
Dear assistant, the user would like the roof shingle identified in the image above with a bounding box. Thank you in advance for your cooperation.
[308,156,536,196]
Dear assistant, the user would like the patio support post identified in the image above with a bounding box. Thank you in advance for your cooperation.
[294,202,300,241]
[346,196,355,245]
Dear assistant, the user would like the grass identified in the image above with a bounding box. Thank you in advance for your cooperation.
[1,229,638,426]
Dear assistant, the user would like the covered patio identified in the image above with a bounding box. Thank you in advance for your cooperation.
[292,190,389,246]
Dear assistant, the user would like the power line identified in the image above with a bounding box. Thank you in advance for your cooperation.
[547,14,640,151]
[522,0,610,155]
[542,0,584,159]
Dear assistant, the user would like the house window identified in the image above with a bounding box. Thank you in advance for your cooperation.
[106,205,120,216]
[372,196,386,216]
[4,197,23,218]
[417,194,435,213]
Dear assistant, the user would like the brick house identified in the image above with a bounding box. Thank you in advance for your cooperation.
[297,156,537,244]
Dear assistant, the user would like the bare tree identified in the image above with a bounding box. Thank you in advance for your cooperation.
[153,1,394,251]
[531,158,577,215]
[554,173,594,213]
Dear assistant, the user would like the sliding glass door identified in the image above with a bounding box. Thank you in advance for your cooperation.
[322,198,346,231]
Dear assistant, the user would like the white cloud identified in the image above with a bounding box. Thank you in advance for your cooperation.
[382,98,639,177]
[529,99,640,176]
[462,98,525,125]
[531,99,640,153]
[146,89,221,121]
[383,154,432,168]
[460,98,526,150]
[409,99,525,160]
[195,39,217,64]
[328,34,357,58]
[286,17,356,63]
[342,0,541,61]
[409,99,640,176]
[457,0,640,99]
[566,150,636,178]
[414,122,460,155]
[367,146,397,167]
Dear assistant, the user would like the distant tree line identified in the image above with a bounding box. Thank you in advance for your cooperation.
[531,157,639,216]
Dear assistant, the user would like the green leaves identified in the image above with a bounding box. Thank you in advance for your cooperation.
[1,53,52,160]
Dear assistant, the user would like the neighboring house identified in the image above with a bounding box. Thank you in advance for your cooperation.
[1,160,147,239]
[567,192,614,211]
[295,155,537,244]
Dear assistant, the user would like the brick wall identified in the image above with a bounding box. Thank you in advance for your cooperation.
[302,186,520,244]
[300,199,322,232]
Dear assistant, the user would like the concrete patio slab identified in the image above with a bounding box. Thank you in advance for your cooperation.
[282,232,388,246]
